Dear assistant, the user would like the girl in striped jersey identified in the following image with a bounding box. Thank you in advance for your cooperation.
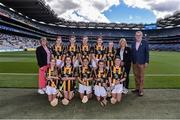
[91,36,106,68]
[65,36,79,67]
[79,36,91,65]
[105,41,116,69]
[51,36,65,68]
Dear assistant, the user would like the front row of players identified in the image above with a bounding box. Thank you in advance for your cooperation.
[46,56,126,107]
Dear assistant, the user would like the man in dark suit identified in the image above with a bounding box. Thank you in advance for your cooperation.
[131,31,149,96]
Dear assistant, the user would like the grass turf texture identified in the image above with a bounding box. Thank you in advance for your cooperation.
[0,88,180,119]
[0,51,180,88]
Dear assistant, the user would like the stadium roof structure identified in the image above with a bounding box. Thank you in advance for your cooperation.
[0,0,145,30]
[0,0,61,23]
[0,0,180,30]
[157,11,180,28]
[57,21,145,30]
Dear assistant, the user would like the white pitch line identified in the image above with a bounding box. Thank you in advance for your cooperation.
[0,73,180,76]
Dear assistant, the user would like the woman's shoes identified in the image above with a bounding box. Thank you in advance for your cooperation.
[131,89,139,93]
[138,91,144,96]
[131,89,144,96]
[38,89,45,94]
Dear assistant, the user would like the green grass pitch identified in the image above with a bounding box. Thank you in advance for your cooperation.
[0,51,180,88]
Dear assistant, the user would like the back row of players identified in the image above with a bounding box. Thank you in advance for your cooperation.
[44,35,131,106]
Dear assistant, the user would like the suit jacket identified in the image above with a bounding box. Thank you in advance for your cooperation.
[131,40,149,64]
[36,46,51,68]
[116,47,131,67]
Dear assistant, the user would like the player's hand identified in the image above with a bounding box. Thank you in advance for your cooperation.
[62,77,67,81]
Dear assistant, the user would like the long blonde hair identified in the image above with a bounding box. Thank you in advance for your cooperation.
[119,38,127,47]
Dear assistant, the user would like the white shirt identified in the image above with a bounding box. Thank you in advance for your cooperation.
[136,41,141,51]
[120,48,124,61]
[44,46,51,64]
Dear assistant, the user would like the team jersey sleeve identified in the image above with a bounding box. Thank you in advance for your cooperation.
[64,45,69,56]
[51,45,56,58]
[107,69,112,78]
[122,67,127,79]
[62,45,66,54]
[104,47,108,54]
[58,67,63,78]
[90,46,95,54]
[46,68,49,78]
[76,45,80,54]
[73,67,79,77]
[90,67,95,78]
[113,49,117,59]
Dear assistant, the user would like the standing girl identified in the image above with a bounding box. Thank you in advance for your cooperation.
[91,36,106,69]
[65,36,79,67]
[51,36,65,68]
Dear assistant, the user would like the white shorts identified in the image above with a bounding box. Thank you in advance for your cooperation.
[94,85,107,97]
[111,84,123,94]
[46,86,57,95]
[79,84,92,94]
[91,59,99,68]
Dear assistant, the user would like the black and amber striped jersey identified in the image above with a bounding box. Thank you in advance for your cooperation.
[105,47,116,67]
[51,44,65,60]
[95,67,110,84]
[92,44,105,59]
[78,65,94,86]
[109,66,127,84]
[79,44,91,60]
[46,67,59,87]
[65,44,79,58]
[59,66,77,91]
[105,47,116,61]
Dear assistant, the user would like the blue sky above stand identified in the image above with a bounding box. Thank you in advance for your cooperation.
[103,1,156,24]
[45,0,180,24]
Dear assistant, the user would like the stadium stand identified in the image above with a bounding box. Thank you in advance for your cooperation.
[0,33,39,51]
[0,0,179,51]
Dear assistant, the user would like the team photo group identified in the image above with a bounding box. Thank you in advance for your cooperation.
[36,31,149,107]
